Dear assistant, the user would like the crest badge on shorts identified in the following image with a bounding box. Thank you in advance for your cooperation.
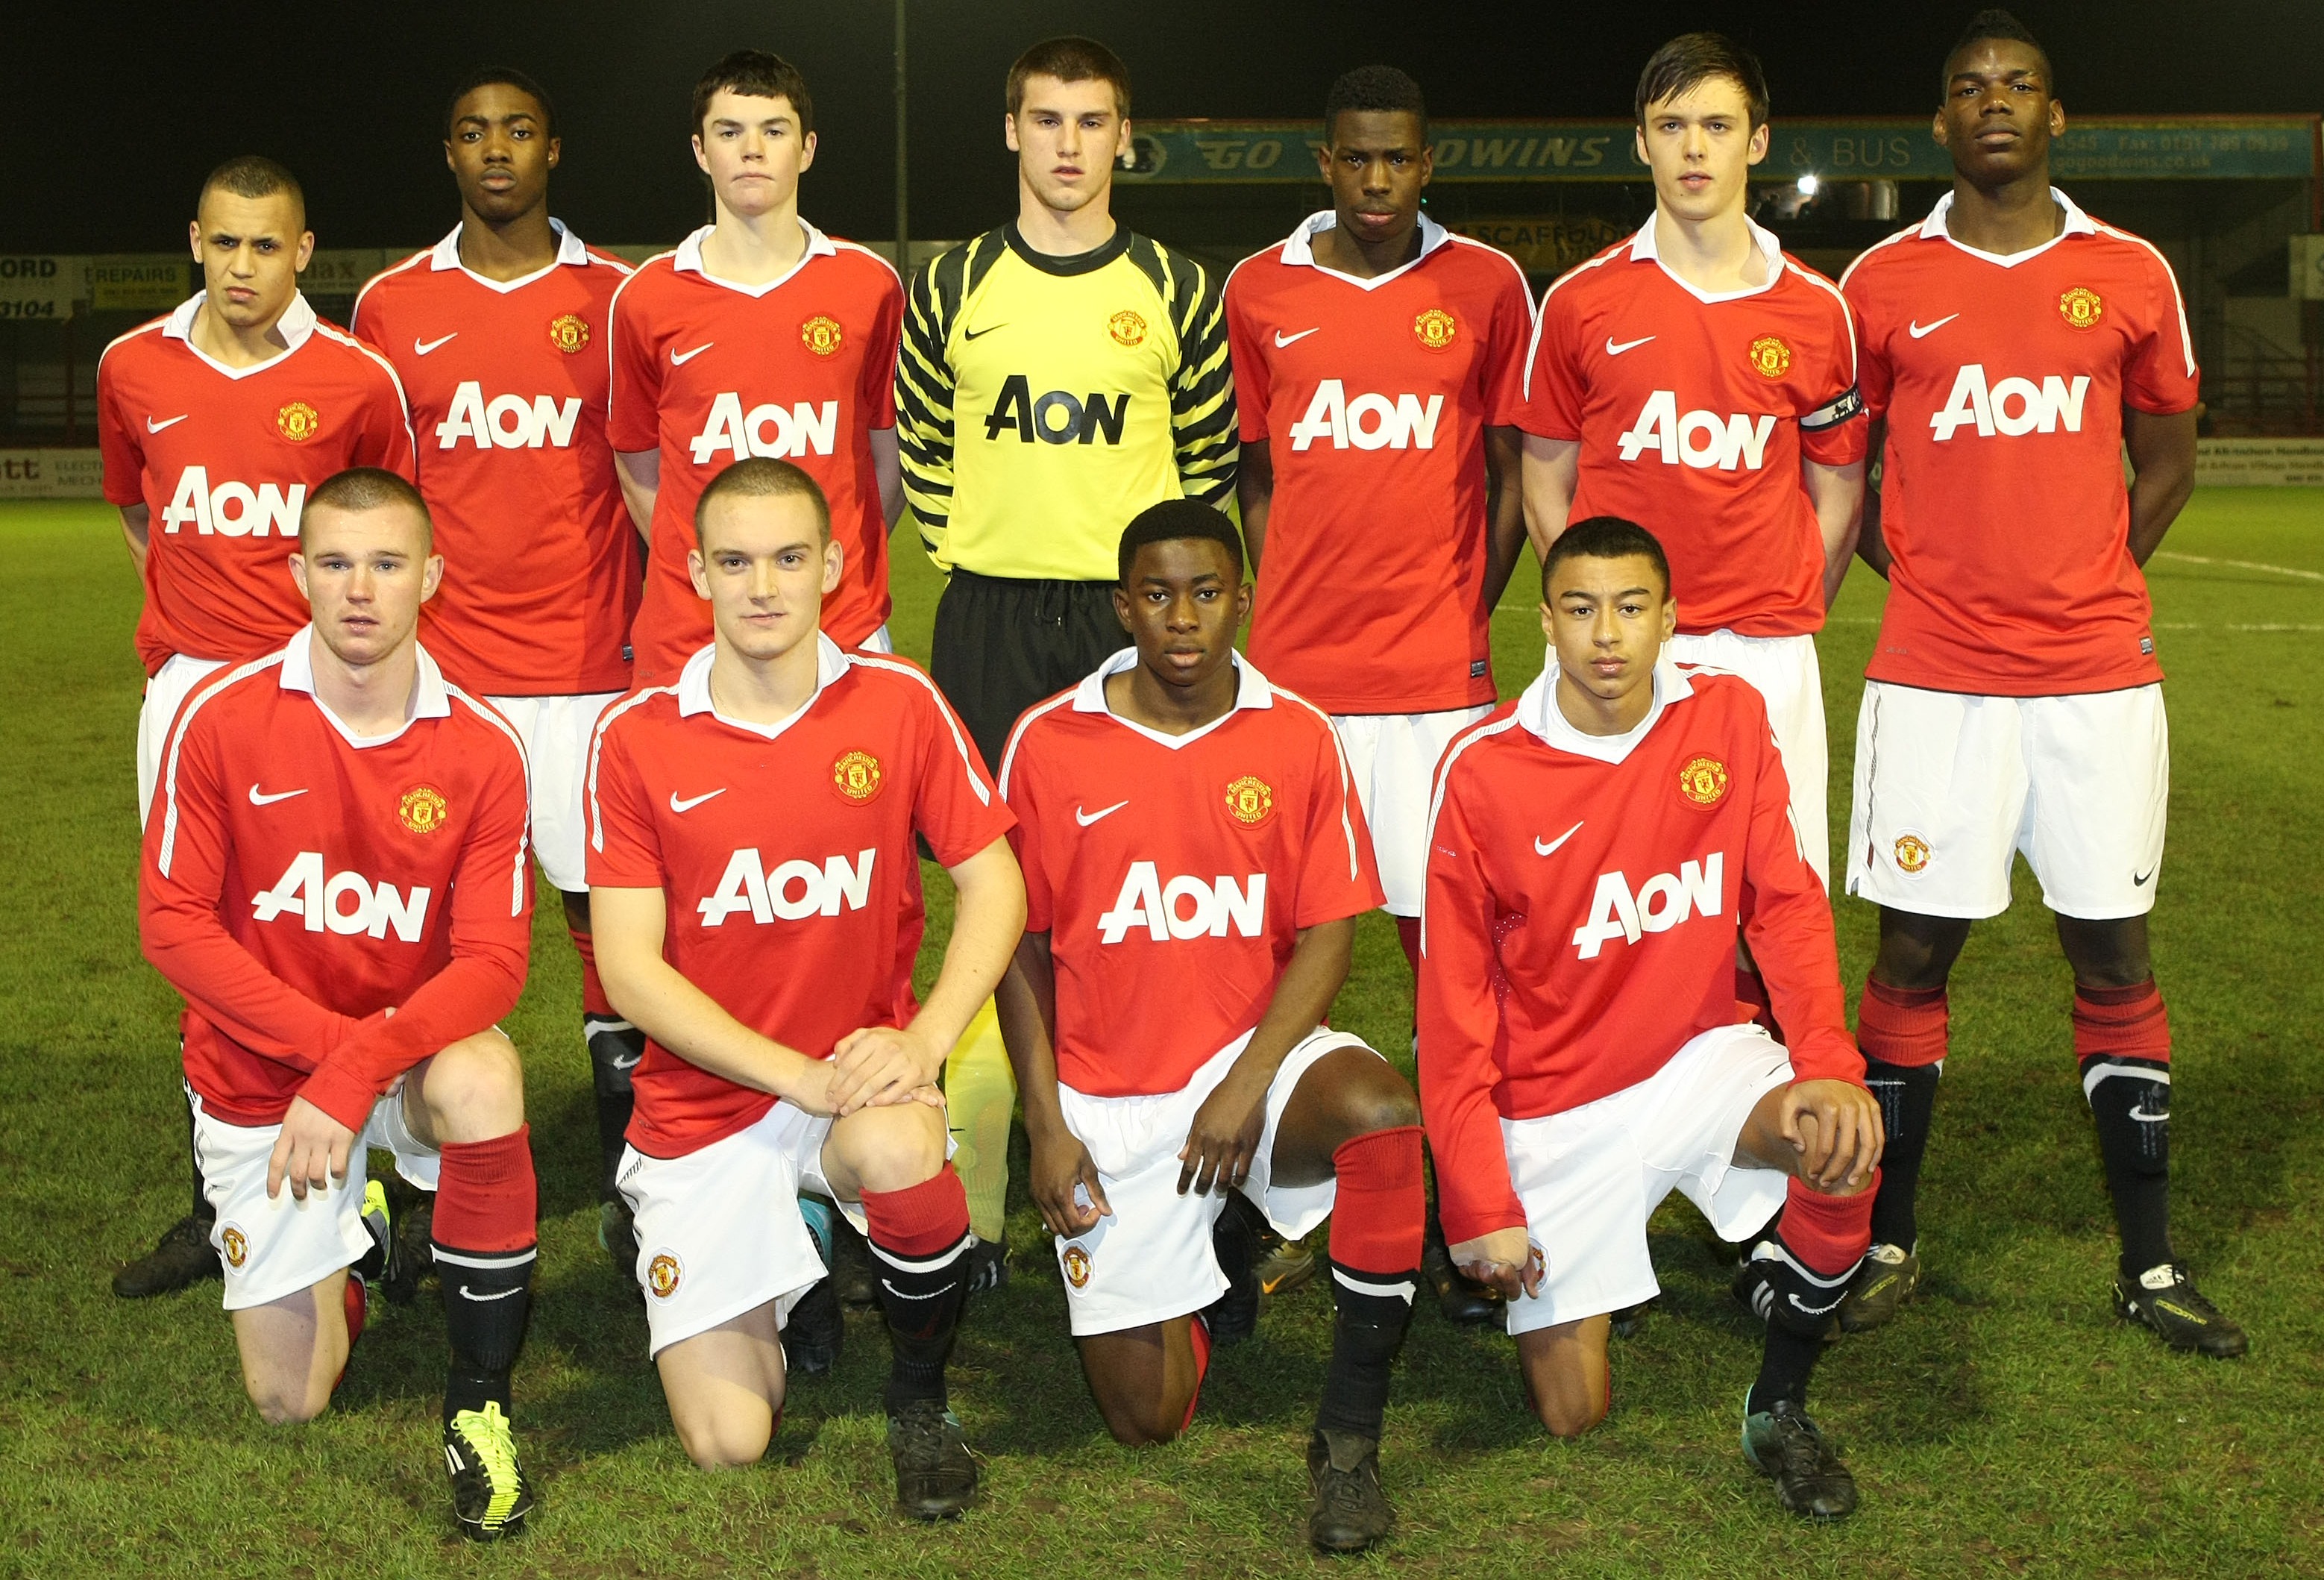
[1893,833,1932,874]
[1062,1244,1093,1288]
[647,1252,682,1299]
[221,1226,248,1269]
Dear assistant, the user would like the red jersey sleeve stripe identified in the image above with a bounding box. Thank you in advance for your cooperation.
[1520,248,1621,402]
[828,236,904,288]
[1416,711,1524,956]
[97,314,171,373]
[585,684,677,854]
[447,686,535,915]
[848,653,995,804]
[583,247,636,276]
[1782,259,1859,384]
[996,688,1078,798]
[2094,222,2199,380]
[1835,224,1918,292]
[1444,233,1536,302]
[1267,685,1366,883]
[154,653,286,877]
[313,323,418,449]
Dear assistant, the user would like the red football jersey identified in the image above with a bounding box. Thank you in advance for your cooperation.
[585,638,1014,1156]
[1227,215,1533,714]
[607,223,903,678]
[1517,219,1865,638]
[1418,662,1859,1244]
[999,651,1384,1097]
[139,631,533,1132]
[99,294,417,675]
[1841,189,2197,696]
[351,224,639,697]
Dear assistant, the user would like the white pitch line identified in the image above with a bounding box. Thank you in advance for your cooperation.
[2154,551,2324,583]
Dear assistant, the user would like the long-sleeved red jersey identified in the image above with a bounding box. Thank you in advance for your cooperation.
[1419,660,1860,1244]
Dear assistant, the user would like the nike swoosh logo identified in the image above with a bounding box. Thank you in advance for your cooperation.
[248,785,307,806]
[670,789,726,813]
[2134,865,2157,886]
[1605,336,1655,356]
[670,342,713,366]
[147,414,189,433]
[964,324,1005,340]
[413,333,458,355]
[1275,327,1321,348]
[1075,800,1128,827]
[458,1285,524,1302]
[1534,819,1583,856]
[1908,315,1959,339]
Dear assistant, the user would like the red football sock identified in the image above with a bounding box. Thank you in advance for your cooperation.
[1779,1172,1878,1278]
[1328,1126,1425,1276]
[434,1126,538,1253]
[859,1164,972,1259]
[1182,1311,1213,1433]
[1858,979,1948,1067]
[861,1164,973,1414]
[336,1272,368,1392]
[570,923,612,1018]
[2072,979,2170,1062]
[1394,915,1422,981]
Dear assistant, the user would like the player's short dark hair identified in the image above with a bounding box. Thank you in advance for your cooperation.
[1008,37,1131,118]
[691,49,814,139]
[1634,32,1770,131]
[198,156,305,226]
[446,66,557,139]
[695,457,832,548]
[1117,500,1245,585]
[1944,9,2054,95]
[301,468,433,552]
[1323,66,1428,142]
[1542,516,1670,600]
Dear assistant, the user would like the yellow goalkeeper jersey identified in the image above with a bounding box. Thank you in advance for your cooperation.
[896,222,1236,581]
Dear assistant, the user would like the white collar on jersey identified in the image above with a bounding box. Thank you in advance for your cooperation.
[675,632,850,739]
[1624,213,1787,305]
[1915,186,2097,267]
[1072,646,1273,750]
[161,290,318,380]
[1278,209,1452,291]
[427,218,591,292]
[1515,653,1696,766]
[670,217,837,298]
[277,624,452,749]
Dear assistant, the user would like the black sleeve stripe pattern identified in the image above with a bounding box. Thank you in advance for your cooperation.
[1131,236,1239,503]
[896,231,1003,544]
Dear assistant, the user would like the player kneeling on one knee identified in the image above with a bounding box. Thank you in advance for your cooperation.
[1419,517,1884,1522]
[588,458,1024,1518]
[994,501,1425,1556]
[139,468,544,1541]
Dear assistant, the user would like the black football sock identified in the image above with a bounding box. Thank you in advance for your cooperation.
[583,1014,644,1200]
[1862,1059,1940,1250]
[1317,1261,1418,1440]
[862,1173,973,1415]
[436,1242,536,1422]
[2082,1054,2173,1277]
[1744,1231,1859,1414]
[1749,1323,1825,1415]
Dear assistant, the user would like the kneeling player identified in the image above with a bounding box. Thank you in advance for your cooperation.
[139,468,541,1540]
[1421,517,1883,1520]
[995,502,1425,1555]
[588,458,1023,1517]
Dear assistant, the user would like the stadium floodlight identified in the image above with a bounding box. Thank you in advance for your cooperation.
[1796,174,1820,197]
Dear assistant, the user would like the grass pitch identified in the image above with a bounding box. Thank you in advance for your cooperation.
[2,491,2321,1577]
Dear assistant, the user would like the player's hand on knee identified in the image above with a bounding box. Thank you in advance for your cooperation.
[1176,1068,1269,1197]
[268,1096,356,1203]
[829,1025,944,1114]
[1780,1079,1885,1193]
[1028,1129,1108,1236]
[1451,1228,1543,1301]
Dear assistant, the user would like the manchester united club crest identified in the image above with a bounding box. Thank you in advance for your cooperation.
[1224,774,1275,827]
[1108,309,1148,348]
[800,314,844,357]
[1747,335,1792,380]
[1677,755,1730,807]
[647,1252,682,1299]
[547,313,591,354]
[1894,833,1932,874]
[1413,307,1458,352]
[1062,1244,1093,1288]
[832,749,883,803]
[398,784,449,835]
[275,401,321,443]
[2059,286,2104,330]
[221,1226,248,1269]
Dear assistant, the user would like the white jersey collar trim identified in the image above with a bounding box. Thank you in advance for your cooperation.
[1072,647,1273,749]
[1278,210,1451,290]
[676,632,849,739]
[162,291,317,379]
[1626,213,1787,304]
[277,625,451,748]
[671,218,837,298]
[427,219,591,291]
[1918,186,2096,266]
[1515,654,1695,765]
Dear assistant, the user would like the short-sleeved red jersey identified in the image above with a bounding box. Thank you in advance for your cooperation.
[607,224,903,679]
[999,651,1384,1098]
[1418,662,1859,1244]
[1841,190,2198,696]
[1516,219,1865,638]
[99,295,417,675]
[1226,215,1533,715]
[585,637,1013,1156]
[351,223,639,697]
[139,631,533,1132]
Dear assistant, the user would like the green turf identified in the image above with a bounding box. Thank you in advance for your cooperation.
[3,493,2321,1576]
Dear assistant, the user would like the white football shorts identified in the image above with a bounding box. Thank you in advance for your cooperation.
[192,1081,439,1311]
[1053,1026,1374,1337]
[137,653,228,827]
[1329,706,1492,915]
[1501,1022,1794,1335]
[484,690,623,894]
[1845,681,2167,921]
[1667,629,1829,891]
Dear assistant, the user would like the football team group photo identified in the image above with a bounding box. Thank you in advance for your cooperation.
[9,2,2319,1572]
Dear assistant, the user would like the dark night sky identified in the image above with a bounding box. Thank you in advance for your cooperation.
[8,1,2318,253]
